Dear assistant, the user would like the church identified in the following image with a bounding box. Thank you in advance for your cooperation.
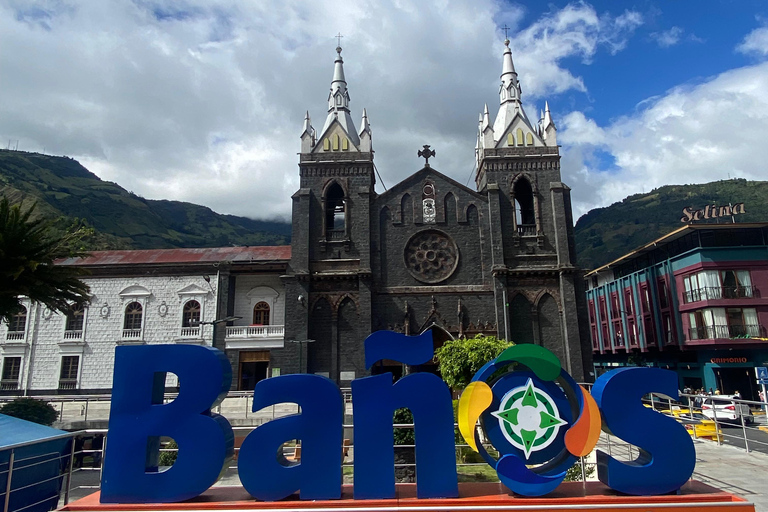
[0,40,592,396]
[271,39,592,383]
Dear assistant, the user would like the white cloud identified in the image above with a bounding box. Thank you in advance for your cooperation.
[560,61,768,218]
[509,4,642,98]
[650,26,684,48]
[737,26,768,56]
[0,1,641,221]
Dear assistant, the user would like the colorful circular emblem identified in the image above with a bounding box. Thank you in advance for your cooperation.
[457,344,601,496]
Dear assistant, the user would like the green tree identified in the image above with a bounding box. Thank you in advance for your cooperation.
[434,334,513,390]
[0,397,58,426]
[0,198,91,322]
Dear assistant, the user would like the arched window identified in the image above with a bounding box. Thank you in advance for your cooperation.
[513,178,536,236]
[8,306,27,333]
[182,300,201,327]
[253,302,270,325]
[123,302,143,330]
[325,182,345,237]
[66,304,85,332]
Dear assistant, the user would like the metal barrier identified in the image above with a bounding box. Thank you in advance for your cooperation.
[644,392,768,454]
[62,420,604,503]
[0,430,79,512]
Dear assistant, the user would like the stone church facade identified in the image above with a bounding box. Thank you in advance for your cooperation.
[274,41,592,383]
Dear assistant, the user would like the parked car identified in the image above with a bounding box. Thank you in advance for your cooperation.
[701,396,754,424]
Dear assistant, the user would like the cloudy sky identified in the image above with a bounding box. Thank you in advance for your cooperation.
[2,0,767,222]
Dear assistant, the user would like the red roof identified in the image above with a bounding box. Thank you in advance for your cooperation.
[57,246,291,266]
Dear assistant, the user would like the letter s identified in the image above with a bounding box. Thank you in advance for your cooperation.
[680,207,693,223]
[591,368,695,495]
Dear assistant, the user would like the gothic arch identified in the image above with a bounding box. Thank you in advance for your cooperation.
[308,297,333,374]
[537,293,564,364]
[508,293,535,345]
[443,192,457,224]
[321,178,347,197]
[533,289,561,311]
[510,174,540,236]
[464,203,479,224]
[509,173,539,194]
[400,193,413,224]
[379,206,391,278]
[333,293,360,313]
[323,181,347,237]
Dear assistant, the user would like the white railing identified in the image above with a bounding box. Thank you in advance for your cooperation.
[64,329,83,340]
[225,325,285,339]
[179,326,201,338]
[5,330,24,340]
[122,328,142,339]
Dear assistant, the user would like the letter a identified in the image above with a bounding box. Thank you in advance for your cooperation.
[238,375,343,500]
[101,345,234,503]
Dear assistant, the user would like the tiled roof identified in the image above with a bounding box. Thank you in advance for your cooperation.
[57,246,291,266]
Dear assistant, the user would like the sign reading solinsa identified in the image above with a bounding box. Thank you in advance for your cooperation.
[681,203,745,223]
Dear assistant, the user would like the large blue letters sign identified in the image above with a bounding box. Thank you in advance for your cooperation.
[101,333,697,503]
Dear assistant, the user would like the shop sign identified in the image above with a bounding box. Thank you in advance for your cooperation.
[100,331,696,503]
[710,357,749,364]
[680,203,745,223]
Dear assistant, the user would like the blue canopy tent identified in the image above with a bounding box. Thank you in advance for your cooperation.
[0,414,73,512]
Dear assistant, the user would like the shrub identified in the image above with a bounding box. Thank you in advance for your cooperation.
[0,397,58,426]
[435,334,513,390]
[158,439,178,467]
[393,408,414,446]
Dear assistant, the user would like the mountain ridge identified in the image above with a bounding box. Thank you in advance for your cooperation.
[573,178,768,270]
[0,149,291,250]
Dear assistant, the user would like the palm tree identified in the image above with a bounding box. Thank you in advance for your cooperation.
[0,198,91,322]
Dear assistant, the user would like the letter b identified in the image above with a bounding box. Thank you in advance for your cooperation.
[100,345,234,503]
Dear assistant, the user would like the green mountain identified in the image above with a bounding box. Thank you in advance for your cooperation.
[0,149,290,250]
[574,178,767,270]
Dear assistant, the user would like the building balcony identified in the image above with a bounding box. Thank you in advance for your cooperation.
[517,224,536,236]
[63,330,83,341]
[0,380,18,391]
[683,286,758,304]
[224,325,285,350]
[179,326,201,339]
[58,380,77,391]
[326,230,346,241]
[5,331,24,341]
[121,328,143,342]
[687,324,766,342]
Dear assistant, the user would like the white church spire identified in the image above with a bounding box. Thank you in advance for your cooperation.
[320,45,360,145]
[492,38,530,137]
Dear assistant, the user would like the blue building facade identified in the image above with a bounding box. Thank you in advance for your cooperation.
[586,224,768,400]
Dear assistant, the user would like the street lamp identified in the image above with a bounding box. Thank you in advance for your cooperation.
[286,339,315,373]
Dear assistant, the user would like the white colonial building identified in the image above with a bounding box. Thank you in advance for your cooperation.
[0,246,290,395]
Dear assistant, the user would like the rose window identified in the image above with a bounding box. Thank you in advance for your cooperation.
[404,230,459,283]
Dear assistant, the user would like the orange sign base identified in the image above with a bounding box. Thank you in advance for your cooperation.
[60,481,755,512]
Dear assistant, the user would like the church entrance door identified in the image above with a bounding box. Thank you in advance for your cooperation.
[239,350,269,391]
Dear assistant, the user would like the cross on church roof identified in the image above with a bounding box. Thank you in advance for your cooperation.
[418,145,436,167]
[335,32,343,49]
[502,24,510,40]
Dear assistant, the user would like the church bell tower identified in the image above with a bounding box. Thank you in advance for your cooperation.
[278,44,375,384]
